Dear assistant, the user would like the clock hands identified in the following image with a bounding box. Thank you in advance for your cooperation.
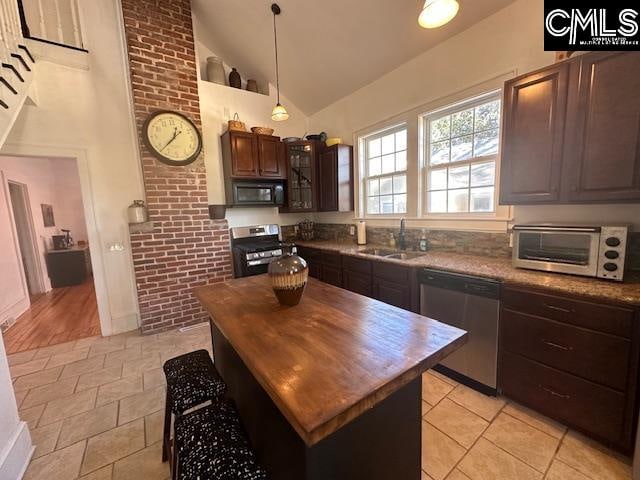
[160,127,182,152]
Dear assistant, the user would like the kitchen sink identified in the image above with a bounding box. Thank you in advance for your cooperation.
[385,252,426,260]
[360,248,398,257]
[359,248,426,260]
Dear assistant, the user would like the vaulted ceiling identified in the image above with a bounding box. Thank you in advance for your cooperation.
[192,0,516,115]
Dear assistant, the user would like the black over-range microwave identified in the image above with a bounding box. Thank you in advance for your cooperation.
[231,181,285,207]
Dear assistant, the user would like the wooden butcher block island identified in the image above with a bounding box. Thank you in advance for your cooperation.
[194,275,467,480]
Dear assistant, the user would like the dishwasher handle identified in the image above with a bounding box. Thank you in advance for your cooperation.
[419,268,501,300]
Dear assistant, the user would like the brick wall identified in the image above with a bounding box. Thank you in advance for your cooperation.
[121,0,232,333]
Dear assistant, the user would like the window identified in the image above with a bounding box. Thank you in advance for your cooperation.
[424,93,501,214]
[363,126,407,215]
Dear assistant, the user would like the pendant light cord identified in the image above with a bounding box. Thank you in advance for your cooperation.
[273,8,281,105]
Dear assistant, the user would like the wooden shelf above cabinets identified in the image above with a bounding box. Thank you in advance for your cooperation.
[499,51,640,205]
[221,130,286,180]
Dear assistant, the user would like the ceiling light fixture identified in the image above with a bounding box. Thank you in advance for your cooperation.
[418,0,459,29]
[271,3,289,122]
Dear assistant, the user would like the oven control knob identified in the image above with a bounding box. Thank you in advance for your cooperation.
[259,252,265,258]
[605,237,621,247]
[604,250,619,259]
[603,262,618,272]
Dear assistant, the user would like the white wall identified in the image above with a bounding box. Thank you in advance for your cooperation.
[0,156,88,309]
[3,0,144,335]
[0,331,33,479]
[307,0,640,230]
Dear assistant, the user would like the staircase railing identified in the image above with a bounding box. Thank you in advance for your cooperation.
[17,0,84,51]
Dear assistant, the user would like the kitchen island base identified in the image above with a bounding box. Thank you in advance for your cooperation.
[211,321,422,480]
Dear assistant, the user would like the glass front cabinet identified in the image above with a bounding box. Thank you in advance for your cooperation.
[284,141,319,212]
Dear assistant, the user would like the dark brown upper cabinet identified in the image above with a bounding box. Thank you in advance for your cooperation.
[500,51,640,205]
[283,141,320,212]
[221,131,286,180]
[500,63,569,204]
[562,52,640,202]
[318,144,354,212]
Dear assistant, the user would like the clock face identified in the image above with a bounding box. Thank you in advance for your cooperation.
[143,111,202,166]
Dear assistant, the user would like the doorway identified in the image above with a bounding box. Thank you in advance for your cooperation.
[8,181,44,302]
[0,155,102,353]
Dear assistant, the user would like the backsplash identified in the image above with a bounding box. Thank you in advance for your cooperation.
[283,223,640,269]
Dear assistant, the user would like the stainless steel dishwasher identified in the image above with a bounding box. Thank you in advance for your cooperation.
[419,268,500,395]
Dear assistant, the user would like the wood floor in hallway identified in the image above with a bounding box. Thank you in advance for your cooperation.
[3,279,101,354]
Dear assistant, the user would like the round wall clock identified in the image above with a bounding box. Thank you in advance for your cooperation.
[142,110,203,166]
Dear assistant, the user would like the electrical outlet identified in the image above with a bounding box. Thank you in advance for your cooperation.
[349,225,355,236]
[107,242,125,252]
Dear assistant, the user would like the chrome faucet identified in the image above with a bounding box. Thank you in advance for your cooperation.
[398,217,407,251]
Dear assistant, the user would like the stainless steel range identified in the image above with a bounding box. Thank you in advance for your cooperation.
[230,224,296,278]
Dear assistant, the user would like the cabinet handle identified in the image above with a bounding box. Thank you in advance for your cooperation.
[541,339,573,351]
[544,303,573,313]
[539,385,571,400]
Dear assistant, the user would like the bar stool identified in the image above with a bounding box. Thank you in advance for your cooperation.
[173,400,267,480]
[162,349,227,466]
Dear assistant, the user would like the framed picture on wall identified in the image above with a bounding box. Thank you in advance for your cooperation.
[41,204,55,227]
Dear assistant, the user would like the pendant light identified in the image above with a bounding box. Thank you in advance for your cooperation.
[271,3,289,121]
[418,0,459,29]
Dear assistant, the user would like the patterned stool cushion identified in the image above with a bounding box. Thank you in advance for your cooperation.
[163,349,226,414]
[175,400,267,480]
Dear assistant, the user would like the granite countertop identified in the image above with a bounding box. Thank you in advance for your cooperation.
[295,240,640,307]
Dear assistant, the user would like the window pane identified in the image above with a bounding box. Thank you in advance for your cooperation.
[367,196,380,214]
[473,128,499,157]
[470,161,495,187]
[448,165,470,189]
[430,140,450,165]
[394,194,407,213]
[470,186,494,212]
[395,150,407,171]
[381,154,395,174]
[393,175,406,194]
[380,177,393,195]
[368,178,379,197]
[395,131,407,151]
[381,134,395,155]
[451,109,473,137]
[368,138,381,158]
[369,157,381,176]
[380,195,394,214]
[451,135,473,162]
[429,169,447,190]
[448,189,469,212]
[474,100,500,131]
[428,191,447,213]
[430,116,450,142]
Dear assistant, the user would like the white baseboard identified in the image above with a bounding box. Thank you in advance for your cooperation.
[0,421,34,480]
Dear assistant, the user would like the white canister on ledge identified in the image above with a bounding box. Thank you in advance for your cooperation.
[206,56,226,85]
[357,220,367,245]
[127,200,148,224]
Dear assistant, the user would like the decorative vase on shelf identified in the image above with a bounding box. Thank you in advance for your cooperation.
[246,79,258,93]
[268,245,308,306]
[206,56,226,85]
[127,200,148,224]
[229,67,242,89]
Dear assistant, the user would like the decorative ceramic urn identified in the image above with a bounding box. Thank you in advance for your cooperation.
[268,245,308,306]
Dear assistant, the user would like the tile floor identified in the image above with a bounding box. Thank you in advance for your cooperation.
[6,326,633,480]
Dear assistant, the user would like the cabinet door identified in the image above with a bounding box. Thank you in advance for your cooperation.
[318,148,338,211]
[343,271,372,298]
[257,135,285,178]
[229,131,258,177]
[499,64,569,204]
[373,279,411,310]
[286,142,317,211]
[563,52,640,202]
[320,264,343,287]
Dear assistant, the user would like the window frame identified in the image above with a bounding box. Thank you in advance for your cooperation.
[421,90,503,218]
[361,123,409,217]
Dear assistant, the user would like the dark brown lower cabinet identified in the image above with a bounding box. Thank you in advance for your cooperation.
[499,285,639,453]
[343,270,373,298]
